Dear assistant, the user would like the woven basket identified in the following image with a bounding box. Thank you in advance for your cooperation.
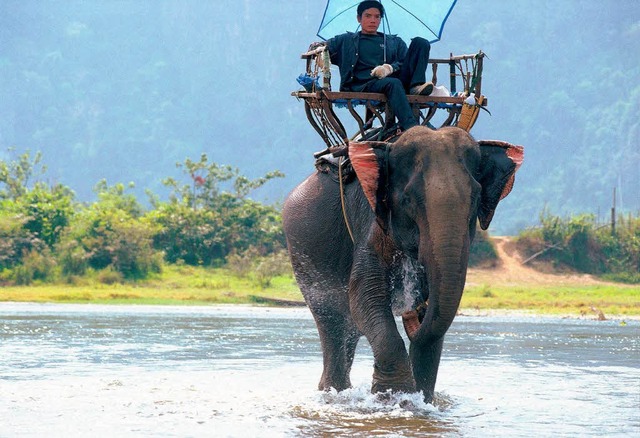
[457,95,484,132]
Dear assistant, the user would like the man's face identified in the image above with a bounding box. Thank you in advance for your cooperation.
[357,7,381,35]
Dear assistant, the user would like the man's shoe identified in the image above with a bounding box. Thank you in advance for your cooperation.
[410,82,434,96]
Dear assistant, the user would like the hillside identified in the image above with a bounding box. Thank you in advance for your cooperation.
[1,1,638,236]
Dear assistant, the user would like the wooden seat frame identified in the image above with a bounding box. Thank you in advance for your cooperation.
[292,50,488,152]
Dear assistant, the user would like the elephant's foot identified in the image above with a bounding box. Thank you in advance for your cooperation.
[371,380,416,395]
[374,392,418,410]
[319,375,351,392]
[371,364,415,395]
[422,389,435,404]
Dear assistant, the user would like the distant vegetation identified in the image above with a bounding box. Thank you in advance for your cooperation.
[0,150,289,286]
[468,228,499,268]
[515,210,640,283]
[1,151,638,288]
[1,2,639,235]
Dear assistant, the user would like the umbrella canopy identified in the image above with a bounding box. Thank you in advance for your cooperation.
[317,0,457,44]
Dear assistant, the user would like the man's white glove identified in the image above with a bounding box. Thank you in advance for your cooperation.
[371,64,394,79]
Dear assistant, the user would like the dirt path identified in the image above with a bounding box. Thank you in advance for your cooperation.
[466,236,612,287]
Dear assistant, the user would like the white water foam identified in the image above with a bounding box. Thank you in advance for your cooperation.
[390,256,424,316]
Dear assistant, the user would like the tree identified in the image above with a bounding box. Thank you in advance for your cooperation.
[0,149,46,201]
[57,181,161,279]
[16,183,76,248]
[161,153,284,210]
[0,151,72,274]
[149,154,285,265]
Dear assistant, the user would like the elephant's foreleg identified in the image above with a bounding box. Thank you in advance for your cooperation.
[314,314,359,391]
[350,266,415,393]
[365,316,415,394]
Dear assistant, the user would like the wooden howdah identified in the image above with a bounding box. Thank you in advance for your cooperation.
[293,49,488,153]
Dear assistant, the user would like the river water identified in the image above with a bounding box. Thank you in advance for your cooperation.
[0,303,638,437]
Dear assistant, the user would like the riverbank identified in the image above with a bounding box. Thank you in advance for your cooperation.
[0,264,303,306]
[1,267,638,319]
[463,236,640,318]
[1,238,638,318]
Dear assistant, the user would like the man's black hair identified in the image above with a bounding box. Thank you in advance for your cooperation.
[357,1,384,18]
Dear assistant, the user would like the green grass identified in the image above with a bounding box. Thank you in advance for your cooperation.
[0,264,304,306]
[462,283,640,316]
[1,264,639,317]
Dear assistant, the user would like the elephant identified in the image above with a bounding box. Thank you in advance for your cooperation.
[282,126,523,403]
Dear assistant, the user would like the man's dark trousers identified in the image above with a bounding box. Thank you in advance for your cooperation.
[352,37,431,130]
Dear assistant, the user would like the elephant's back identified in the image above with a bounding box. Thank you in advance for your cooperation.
[283,171,345,237]
[283,172,357,286]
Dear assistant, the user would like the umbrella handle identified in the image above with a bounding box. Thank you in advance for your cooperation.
[383,17,387,64]
[383,33,386,64]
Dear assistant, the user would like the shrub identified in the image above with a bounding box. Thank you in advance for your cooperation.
[64,213,162,279]
[97,267,124,285]
[226,247,260,278]
[150,153,286,266]
[479,284,494,298]
[109,220,163,279]
[516,210,640,281]
[146,203,226,266]
[0,207,45,269]
[16,183,75,248]
[58,181,163,280]
[148,194,285,267]
[13,248,56,285]
[57,239,89,277]
[469,227,499,267]
[225,248,292,288]
[601,272,640,284]
[253,250,293,288]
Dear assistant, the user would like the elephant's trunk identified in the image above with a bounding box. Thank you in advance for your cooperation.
[405,168,475,345]
[406,198,472,402]
[408,230,469,345]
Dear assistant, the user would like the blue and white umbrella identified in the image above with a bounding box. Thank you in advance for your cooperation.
[317,0,457,44]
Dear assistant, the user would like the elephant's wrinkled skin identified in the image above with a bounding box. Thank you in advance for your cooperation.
[283,126,522,402]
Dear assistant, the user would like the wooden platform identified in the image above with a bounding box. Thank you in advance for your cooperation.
[293,50,487,150]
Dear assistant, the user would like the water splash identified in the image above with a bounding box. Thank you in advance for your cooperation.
[391,257,425,316]
[291,384,459,437]
[317,386,434,415]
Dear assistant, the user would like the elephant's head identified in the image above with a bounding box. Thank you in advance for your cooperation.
[349,126,523,399]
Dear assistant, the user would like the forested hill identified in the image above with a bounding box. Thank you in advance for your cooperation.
[1,1,638,234]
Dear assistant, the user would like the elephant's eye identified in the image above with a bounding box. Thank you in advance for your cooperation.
[401,193,413,207]
[396,175,423,220]
[399,191,419,219]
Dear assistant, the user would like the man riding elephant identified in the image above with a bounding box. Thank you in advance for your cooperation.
[311,0,434,132]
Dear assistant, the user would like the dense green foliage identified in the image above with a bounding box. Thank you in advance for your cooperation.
[516,211,640,283]
[1,151,636,287]
[149,154,285,266]
[56,181,161,280]
[0,207,43,271]
[0,152,285,285]
[469,228,499,268]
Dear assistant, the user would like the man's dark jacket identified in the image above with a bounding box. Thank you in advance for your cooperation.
[326,31,408,91]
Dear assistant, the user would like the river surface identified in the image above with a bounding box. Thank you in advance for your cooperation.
[0,303,638,437]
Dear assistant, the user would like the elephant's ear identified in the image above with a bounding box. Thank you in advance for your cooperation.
[349,141,391,231]
[477,140,524,230]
